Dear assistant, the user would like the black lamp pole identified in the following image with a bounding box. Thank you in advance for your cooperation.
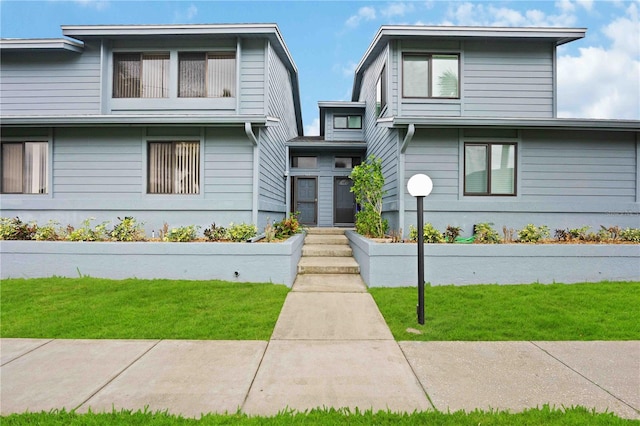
[416,195,425,325]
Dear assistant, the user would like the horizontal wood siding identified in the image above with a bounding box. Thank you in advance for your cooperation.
[204,127,253,210]
[0,43,101,115]
[239,39,266,115]
[404,129,460,203]
[463,41,554,118]
[53,128,142,198]
[520,129,637,202]
[259,43,299,213]
[324,109,365,141]
[359,45,399,211]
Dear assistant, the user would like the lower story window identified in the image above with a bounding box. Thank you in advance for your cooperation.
[148,141,200,194]
[1,142,48,194]
[464,143,516,195]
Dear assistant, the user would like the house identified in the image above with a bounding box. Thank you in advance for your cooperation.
[2,24,638,236]
[0,24,302,232]
[347,26,639,235]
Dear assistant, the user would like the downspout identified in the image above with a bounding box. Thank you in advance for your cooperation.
[398,123,415,236]
[285,145,291,217]
[245,122,259,225]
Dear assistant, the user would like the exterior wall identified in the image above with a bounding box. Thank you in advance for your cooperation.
[239,38,266,115]
[257,42,299,227]
[0,42,102,115]
[358,45,401,229]
[0,233,305,286]
[347,231,640,287]
[323,108,365,141]
[401,128,639,235]
[0,126,256,233]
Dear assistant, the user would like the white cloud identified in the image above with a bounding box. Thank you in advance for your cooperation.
[381,2,415,18]
[74,0,109,11]
[345,6,376,28]
[174,4,198,22]
[444,2,577,27]
[305,118,320,136]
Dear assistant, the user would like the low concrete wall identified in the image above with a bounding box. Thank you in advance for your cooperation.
[346,231,640,287]
[0,233,305,287]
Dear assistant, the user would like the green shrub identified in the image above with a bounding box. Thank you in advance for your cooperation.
[226,222,257,242]
[444,225,462,243]
[163,225,199,242]
[273,212,301,239]
[408,223,445,243]
[350,156,387,238]
[203,223,227,241]
[355,204,389,238]
[34,220,61,241]
[518,224,550,243]
[620,227,640,243]
[473,222,501,244]
[567,226,591,241]
[66,218,109,242]
[0,217,37,240]
[110,216,145,242]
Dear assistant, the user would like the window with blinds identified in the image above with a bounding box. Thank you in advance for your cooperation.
[113,53,169,98]
[464,143,516,196]
[148,142,200,194]
[1,142,48,194]
[178,52,236,98]
[402,53,459,98]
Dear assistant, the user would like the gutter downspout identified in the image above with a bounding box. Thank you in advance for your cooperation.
[285,145,291,218]
[398,123,415,237]
[245,122,259,225]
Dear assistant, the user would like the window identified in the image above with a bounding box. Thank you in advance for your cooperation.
[178,52,236,98]
[334,115,362,129]
[1,142,48,194]
[291,156,317,169]
[464,143,516,196]
[403,54,459,98]
[334,157,362,169]
[148,142,200,194]
[113,53,170,98]
[376,65,387,116]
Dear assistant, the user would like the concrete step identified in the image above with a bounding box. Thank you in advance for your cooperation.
[305,228,347,235]
[292,274,367,292]
[302,244,352,257]
[304,234,349,245]
[297,257,360,275]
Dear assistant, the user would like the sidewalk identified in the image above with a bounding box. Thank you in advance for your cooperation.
[1,275,639,419]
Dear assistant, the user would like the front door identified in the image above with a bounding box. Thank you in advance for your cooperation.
[334,177,355,225]
[294,177,317,226]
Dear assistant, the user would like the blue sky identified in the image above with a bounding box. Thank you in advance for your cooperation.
[1,0,638,135]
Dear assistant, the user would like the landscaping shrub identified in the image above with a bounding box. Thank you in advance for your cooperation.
[0,217,37,240]
[110,216,145,242]
[34,220,61,241]
[350,156,387,238]
[518,224,550,243]
[444,225,462,243]
[66,218,109,242]
[621,227,640,243]
[273,212,301,239]
[163,225,199,242]
[226,222,257,242]
[473,222,501,244]
[409,223,445,243]
[203,223,227,241]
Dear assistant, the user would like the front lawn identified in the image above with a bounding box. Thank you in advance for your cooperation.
[0,278,289,340]
[369,281,640,341]
[1,406,635,425]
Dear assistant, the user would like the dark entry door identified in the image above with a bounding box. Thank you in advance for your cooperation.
[334,177,355,225]
[294,177,317,226]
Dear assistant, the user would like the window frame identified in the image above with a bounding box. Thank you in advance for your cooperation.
[376,65,387,117]
[178,51,237,98]
[112,52,170,99]
[402,52,460,99]
[334,156,362,170]
[463,142,517,197]
[333,115,363,130]
[0,141,49,195]
[291,156,318,169]
[147,141,201,195]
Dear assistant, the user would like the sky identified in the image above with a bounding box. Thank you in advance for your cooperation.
[1,0,639,135]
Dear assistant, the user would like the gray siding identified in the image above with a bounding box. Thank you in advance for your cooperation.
[0,42,101,115]
[258,42,299,220]
[463,40,554,118]
[324,109,365,141]
[359,45,400,220]
[239,38,266,115]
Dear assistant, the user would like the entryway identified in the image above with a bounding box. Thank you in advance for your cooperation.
[293,177,317,226]
[334,177,355,226]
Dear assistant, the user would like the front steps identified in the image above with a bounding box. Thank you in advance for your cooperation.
[293,228,366,292]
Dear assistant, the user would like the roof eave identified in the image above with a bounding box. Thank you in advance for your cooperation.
[0,38,84,53]
[0,114,273,127]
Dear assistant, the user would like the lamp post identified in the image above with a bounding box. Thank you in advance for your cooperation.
[407,174,433,325]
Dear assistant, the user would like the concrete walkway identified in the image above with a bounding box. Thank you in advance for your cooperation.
[1,230,639,418]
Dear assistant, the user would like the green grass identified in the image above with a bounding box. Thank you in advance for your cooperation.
[0,277,289,340]
[2,406,637,425]
[369,281,640,341]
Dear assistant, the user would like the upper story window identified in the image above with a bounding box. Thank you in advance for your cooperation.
[1,142,48,194]
[113,53,170,98]
[148,141,200,194]
[334,115,362,130]
[178,52,236,98]
[334,157,362,169]
[291,156,317,169]
[403,53,459,99]
[376,65,387,116]
[464,143,516,196]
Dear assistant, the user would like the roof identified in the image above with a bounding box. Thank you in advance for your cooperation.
[380,116,640,132]
[0,38,84,53]
[352,25,586,101]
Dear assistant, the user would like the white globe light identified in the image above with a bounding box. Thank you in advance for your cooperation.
[407,174,433,197]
